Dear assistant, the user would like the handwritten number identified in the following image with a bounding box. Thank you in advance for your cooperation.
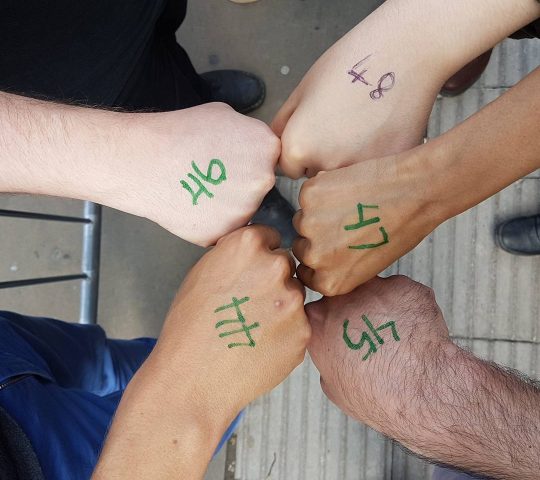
[370,72,396,100]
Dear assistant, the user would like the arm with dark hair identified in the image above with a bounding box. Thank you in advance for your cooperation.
[0,92,279,246]
[390,346,540,479]
[306,276,540,480]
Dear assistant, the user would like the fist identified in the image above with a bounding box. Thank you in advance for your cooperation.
[272,31,436,179]
[118,103,280,246]
[156,225,310,414]
[307,276,451,433]
[293,153,441,295]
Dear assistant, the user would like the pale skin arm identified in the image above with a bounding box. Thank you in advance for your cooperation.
[274,0,540,178]
[0,92,279,246]
[0,92,129,199]
[292,67,540,296]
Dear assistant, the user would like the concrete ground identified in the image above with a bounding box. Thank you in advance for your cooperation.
[1,0,539,479]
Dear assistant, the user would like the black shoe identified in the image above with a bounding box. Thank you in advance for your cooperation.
[496,214,540,255]
[200,70,265,114]
[251,187,297,249]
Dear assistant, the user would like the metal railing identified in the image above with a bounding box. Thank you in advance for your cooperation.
[0,201,102,324]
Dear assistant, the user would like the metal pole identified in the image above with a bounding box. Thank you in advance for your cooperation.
[0,209,91,223]
[79,201,102,325]
[0,274,87,289]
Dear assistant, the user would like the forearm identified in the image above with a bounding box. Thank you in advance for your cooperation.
[0,91,133,202]
[346,0,540,82]
[424,67,540,221]
[382,344,540,479]
[92,352,234,480]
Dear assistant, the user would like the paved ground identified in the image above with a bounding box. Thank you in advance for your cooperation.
[0,1,539,479]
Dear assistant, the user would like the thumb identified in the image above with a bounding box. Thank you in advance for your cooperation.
[305,297,328,354]
[271,88,300,138]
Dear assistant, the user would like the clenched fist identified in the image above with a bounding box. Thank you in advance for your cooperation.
[306,275,451,433]
[110,102,280,246]
[94,225,310,480]
[307,276,540,480]
[156,224,310,414]
[292,151,442,295]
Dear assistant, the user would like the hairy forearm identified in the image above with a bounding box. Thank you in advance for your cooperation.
[92,352,232,480]
[387,345,540,479]
[424,67,540,222]
[0,91,136,202]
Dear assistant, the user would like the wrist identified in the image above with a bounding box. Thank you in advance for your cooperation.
[139,347,239,442]
[94,349,234,480]
[391,144,450,231]
[374,342,482,457]
[409,136,468,225]
[356,339,460,441]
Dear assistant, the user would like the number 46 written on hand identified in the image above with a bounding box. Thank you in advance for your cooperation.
[180,158,227,205]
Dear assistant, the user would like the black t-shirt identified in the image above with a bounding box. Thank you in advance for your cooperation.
[0,406,43,480]
[0,1,166,105]
[0,0,209,110]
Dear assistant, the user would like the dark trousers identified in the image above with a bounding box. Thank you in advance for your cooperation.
[511,18,540,40]
[0,0,209,111]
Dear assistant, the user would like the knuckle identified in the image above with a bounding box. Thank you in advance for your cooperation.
[262,172,276,192]
[299,213,318,236]
[272,254,292,275]
[423,285,435,298]
[282,138,311,165]
[238,227,263,246]
[288,288,306,308]
[302,248,320,268]
[208,101,232,113]
[300,322,312,346]
[318,277,342,297]
[294,350,307,368]
[269,134,282,160]
[387,274,411,287]
[298,180,317,209]
[320,377,333,400]
[258,125,281,157]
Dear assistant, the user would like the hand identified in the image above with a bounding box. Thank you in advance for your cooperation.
[306,275,451,434]
[307,276,540,480]
[1,95,278,247]
[292,150,442,296]
[109,102,280,246]
[271,0,539,179]
[271,11,439,179]
[155,224,310,416]
[93,225,309,480]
